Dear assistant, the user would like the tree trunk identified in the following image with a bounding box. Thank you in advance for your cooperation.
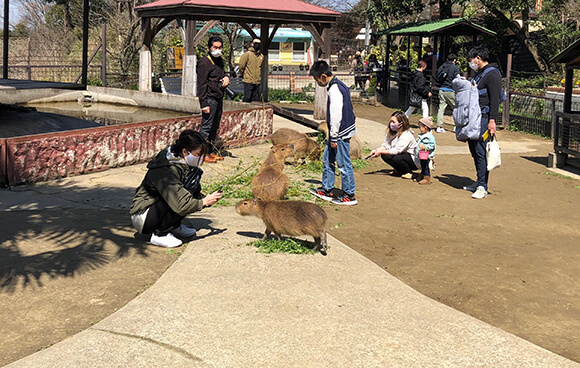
[485,6,549,72]
[439,0,453,19]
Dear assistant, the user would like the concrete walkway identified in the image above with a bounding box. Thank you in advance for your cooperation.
[3,114,579,367]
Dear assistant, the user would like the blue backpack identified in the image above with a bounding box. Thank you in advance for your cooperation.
[472,66,507,106]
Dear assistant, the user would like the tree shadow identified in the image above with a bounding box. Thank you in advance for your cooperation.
[0,182,221,293]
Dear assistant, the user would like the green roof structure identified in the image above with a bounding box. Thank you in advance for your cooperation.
[551,37,580,66]
[375,18,496,37]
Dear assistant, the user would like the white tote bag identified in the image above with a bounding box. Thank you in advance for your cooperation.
[486,134,501,171]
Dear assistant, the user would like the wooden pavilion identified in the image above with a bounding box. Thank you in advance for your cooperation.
[549,38,580,167]
[134,0,339,117]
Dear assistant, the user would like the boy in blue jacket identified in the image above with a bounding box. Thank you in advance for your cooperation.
[415,117,436,185]
[308,60,358,205]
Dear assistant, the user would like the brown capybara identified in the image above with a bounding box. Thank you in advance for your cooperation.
[270,128,321,162]
[317,123,363,160]
[251,143,294,201]
[236,198,328,254]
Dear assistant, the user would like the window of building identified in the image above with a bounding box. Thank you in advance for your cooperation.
[269,42,280,61]
[292,42,306,62]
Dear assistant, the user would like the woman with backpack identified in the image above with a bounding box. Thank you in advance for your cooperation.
[405,60,432,118]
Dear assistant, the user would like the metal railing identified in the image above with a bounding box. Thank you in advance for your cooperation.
[554,111,580,157]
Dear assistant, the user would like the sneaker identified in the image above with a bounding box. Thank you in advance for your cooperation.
[401,173,413,179]
[436,127,446,133]
[453,126,456,132]
[172,223,197,237]
[204,155,217,163]
[463,183,478,192]
[331,193,358,206]
[471,186,488,199]
[150,233,182,248]
[309,187,334,201]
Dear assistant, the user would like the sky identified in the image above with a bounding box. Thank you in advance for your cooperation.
[0,1,22,29]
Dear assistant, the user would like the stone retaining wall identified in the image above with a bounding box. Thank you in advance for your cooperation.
[1,106,272,185]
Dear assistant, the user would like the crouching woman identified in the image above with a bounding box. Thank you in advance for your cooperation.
[130,130,222,248]
[369,110,419,179]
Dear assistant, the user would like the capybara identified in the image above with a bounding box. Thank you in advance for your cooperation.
[270,128,321,162]
[236,198,328,254]
[317,123,363,159]
[251,143,294,201]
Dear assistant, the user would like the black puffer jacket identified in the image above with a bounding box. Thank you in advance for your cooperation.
[410,70,431,98]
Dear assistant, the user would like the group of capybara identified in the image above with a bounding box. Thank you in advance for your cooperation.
[236,126,362,255]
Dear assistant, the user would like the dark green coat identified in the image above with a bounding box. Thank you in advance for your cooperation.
[130,148,203,216]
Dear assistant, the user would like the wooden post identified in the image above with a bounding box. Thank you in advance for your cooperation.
[503,53,512,128]
[101,24,107,86]
[313,25,330,120]
[139,18,152,92]
[564,66,573,113]
[81,0,89,85]
[27,36,32,80]
[260,21,270,102]
[3,0,9,79]
[182,18,196,96]
[550,99,557,139]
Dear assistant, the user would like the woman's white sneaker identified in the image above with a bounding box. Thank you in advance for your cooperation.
[150,233,182,248]
[172,223,197,237]
[471,186,488,199]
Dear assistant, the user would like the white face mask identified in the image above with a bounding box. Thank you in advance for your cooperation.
[469,60,479,71]
[210,49,222,58]
[184,152,203,167]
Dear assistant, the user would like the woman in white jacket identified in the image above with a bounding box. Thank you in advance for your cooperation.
[369,111,419,179]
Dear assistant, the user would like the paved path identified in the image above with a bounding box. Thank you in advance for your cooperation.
[3,114,578,367]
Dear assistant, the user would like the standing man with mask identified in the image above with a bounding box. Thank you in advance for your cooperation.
[197,35,229,163]
[238,38,264,103]
[464,45,503,199]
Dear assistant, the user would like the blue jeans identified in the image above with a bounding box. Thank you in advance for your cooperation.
[322,139,355,196]
[467,115,490,190]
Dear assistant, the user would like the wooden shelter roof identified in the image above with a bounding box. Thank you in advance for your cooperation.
[551,37,580,66]
[375,18,496,37]
[135,0,340,23]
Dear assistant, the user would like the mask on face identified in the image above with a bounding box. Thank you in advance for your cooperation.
[469,60,479,71]
[390,122,402,131]
[184,152,203,167]
[210,49,222,58]
[253,43,261,51]
[316,77,328,87]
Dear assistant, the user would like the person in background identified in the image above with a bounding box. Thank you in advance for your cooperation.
[369,111,419,180]
[238,38,264,103]
[130,130,222,248]
[308,60,358,205]
[414,116,436,185]
[197,35,229,163]
[463,45,503,199]
[435,53,460,133]
[405,60,432,118]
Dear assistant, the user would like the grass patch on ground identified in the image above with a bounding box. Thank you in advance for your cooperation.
[542,171,573,180]
[244,237,316,254]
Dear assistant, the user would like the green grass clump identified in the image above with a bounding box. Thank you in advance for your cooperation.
[245,237,316,254]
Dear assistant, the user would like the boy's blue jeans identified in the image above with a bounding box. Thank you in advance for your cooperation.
[322,139,356,196]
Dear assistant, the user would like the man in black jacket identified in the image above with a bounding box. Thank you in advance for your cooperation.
[464,45,503,199]
[435,53,460,133]
[197,35,230,163]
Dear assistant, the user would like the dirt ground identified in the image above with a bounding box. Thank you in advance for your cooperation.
[1,102,580,365]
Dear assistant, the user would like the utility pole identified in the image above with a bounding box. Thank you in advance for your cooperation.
[364,0,371,49]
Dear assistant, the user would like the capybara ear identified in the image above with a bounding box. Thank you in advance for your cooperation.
[288,143,295,151]
[270,146,277,153]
